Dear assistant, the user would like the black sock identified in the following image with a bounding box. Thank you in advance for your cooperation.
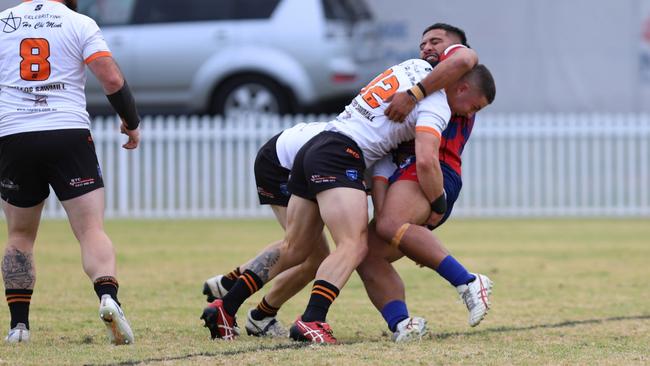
[250,296,279,321]
[302,280,340,323]
[220,267,241,291]
[222,269,264,317]
[93,276,120,306]
[6,289,33,329]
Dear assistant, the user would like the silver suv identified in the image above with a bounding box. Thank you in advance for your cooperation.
[78,0,385,115]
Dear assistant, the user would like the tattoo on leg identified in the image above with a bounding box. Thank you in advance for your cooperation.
[248,248,280,282]
[2,248,35,289]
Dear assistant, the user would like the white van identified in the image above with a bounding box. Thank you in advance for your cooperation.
[78,0,385,115]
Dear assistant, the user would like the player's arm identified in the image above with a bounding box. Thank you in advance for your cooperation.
[369,155,397,217]
[371,176,389,217]
[87,56,141,149]
[414,130,446,225]
[385,46,478,122]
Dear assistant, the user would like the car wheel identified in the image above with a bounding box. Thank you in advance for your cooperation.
[211,75,292,116]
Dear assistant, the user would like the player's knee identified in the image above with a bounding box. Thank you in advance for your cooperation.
[280,239,311,265]
[350,241,369,267]
[376,215,401,243]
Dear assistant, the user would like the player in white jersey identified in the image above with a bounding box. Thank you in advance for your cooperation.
[202,46,495,342]
[0,0,139,345]
[203,122,332,337]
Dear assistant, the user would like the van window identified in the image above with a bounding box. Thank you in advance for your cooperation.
[131,0,280,24]
[78,0,136,26]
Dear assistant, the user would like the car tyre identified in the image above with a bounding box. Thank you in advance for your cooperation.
[211,75,292,116]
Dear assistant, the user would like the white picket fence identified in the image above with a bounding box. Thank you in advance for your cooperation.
[36,113,650,219]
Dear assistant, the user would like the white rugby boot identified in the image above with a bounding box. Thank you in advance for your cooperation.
[391,316,428,342]
[5,323,29,344]
[245,308,288,337]
[99,295,134,345]
[203,275,229,302]
[456,273,493,327]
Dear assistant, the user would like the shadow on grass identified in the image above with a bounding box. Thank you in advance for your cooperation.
[87,314,650,366]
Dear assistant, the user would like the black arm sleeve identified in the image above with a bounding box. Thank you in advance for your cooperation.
[106,80,140,130]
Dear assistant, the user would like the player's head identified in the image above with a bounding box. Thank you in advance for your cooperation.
[63,0,77,11]
[420,23,469,64]
[445,64,496,117]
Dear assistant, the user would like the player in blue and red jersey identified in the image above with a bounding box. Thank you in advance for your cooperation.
[356,24,494,341]
[201,23,494,342]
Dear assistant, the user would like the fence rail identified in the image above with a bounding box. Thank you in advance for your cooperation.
[36,113,650,219]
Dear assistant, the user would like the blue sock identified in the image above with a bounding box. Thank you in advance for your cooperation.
[436,255,476,287]
[380,300,409,332]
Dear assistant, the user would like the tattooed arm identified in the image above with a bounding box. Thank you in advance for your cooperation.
[2,248,35,289]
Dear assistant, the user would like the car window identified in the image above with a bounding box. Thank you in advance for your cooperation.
[78,0,136,26]
[322,0,372,22]
[131,0,280,24]
[342,0,372,21]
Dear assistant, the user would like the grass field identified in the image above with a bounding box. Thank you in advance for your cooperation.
[0,218,648,365]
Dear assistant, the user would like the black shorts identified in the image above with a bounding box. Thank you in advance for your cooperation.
[0,129,104,208]
[254,132,292,206]
[288,131,366,201]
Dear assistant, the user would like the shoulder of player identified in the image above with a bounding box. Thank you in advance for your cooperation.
[396,58,431,69]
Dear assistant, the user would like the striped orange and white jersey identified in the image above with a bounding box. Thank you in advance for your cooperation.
[325,57,452,167]
[0,0,111,137]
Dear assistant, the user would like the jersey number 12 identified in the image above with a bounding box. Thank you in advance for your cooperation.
[360,68,400,109]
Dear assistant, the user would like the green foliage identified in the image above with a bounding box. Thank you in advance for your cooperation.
[0,219,648,365]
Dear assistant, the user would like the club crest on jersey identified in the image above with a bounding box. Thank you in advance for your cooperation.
[280,183,290,197]
[1,12,21,33]
[346,169,358,181]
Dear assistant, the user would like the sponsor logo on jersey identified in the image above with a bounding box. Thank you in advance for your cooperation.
[345,147,360,159]
[0,178,19,190]
[310,175,337,184]
[279,183,290,197]
[345,169,358,181]
[350,99,375,121]
[1,12,21,33]
[257,186,275,199]
[69,177,95,188]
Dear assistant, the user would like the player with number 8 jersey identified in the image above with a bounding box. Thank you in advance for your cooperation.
[0,0,140,345]
[0,0,113,135]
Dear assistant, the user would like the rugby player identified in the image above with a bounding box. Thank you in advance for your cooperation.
[201,43,495,342]
[203,23,487,342]
[0,0,139,345]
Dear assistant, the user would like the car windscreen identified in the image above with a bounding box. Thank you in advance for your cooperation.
[131,0,280,24]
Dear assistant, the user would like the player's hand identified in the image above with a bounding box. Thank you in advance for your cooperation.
[120,120,140,150]
[385,91,417,123]
[425,211,444,230]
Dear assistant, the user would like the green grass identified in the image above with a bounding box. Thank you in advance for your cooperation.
[0,219,649,365]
